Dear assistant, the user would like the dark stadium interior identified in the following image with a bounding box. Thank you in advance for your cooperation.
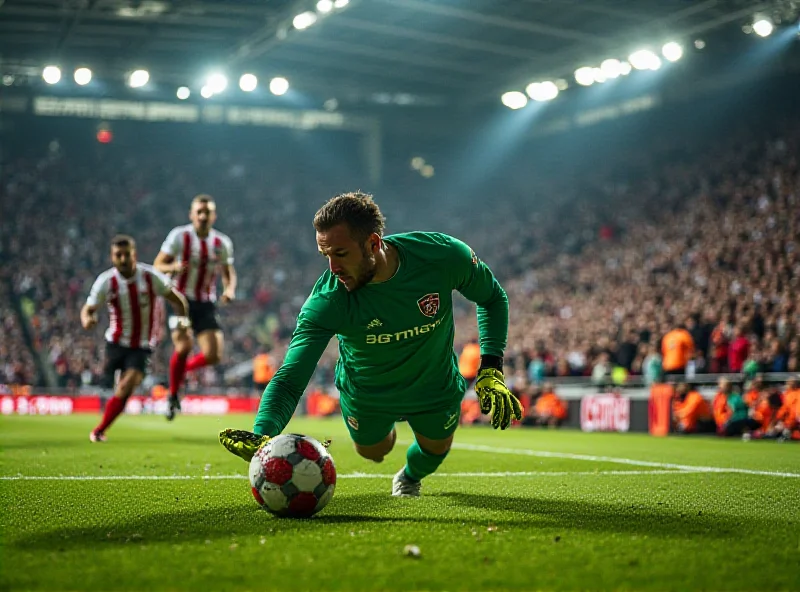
[2,2,800,591]
[1,0,800,414]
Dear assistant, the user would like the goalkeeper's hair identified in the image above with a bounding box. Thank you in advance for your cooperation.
[313,191,386,242]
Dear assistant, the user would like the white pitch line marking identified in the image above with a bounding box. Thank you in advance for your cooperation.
[0,470,692,481]
[449,442,800,478]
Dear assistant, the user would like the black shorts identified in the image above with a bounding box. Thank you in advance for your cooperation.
[102,342,151,388]
[187,300,221,334]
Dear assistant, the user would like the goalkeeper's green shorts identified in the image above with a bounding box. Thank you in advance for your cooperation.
[339,393,464,446]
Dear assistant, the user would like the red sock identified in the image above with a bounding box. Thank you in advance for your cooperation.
[185,352,208,373]
[95,396,126,434]
[169,351,188,396]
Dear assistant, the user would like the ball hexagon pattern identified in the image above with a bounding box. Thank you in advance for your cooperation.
[248,433,336,517]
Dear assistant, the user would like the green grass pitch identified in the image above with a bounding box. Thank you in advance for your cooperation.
[1,414,799,591]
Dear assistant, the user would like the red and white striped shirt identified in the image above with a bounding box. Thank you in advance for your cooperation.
[159,224,234,303]
[86,263,172,350]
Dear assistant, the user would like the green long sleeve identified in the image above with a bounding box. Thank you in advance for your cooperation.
[253,310,335,437]
[451,238,509,358]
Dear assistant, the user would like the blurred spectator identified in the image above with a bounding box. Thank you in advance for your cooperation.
[742,375,764,408]
[774,377,800,438]
[529,383,568,427]
[728,326,751,374]
[714,381,761,438]
[752,388,784,437]
[252,348,276,393]
[672,383,714,434]
[662,324,694,378]
[458,338,481,387]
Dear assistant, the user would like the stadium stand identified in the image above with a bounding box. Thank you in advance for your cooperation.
[1,111,799,398]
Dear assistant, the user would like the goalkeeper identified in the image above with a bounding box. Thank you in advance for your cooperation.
[220,192,522,497]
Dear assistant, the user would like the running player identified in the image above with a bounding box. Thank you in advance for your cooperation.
[154,195,236,420]
[81,235,189,442]
[219,192,522,496]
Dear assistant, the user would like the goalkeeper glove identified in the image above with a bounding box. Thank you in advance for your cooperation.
[474,360,523,430]
[218,428,271,462]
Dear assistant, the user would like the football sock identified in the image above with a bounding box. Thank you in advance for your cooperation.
[185,352,208,373]
[95,396,126,433]
[169,351,188,396]
[404,440,449,482]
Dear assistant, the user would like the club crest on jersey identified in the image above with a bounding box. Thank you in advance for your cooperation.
[347,416,359,430]
[417,293,440,318]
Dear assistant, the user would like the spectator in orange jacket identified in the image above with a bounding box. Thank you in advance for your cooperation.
[753,388,784,436]
[532,383,568,427]
[662,325,695,378]
[672,383,714,433]
[742,375,764,409]
[712,378,733,431]
[775,377,800,435]
[458,338,481,387]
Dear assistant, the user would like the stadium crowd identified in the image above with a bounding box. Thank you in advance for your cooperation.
[1,114,799,409]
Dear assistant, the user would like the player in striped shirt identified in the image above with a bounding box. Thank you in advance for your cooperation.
[81,235,190,442]
[154,195,237,420]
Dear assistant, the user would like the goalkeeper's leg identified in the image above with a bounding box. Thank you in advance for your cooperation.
[392,398,461,496]
[340,395,397,463]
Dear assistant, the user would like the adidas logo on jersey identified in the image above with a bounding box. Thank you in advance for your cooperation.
[366,318,383,330]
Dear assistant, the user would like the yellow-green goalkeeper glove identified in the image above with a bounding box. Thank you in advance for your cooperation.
[475,366,523,430]
[218,428,271,462]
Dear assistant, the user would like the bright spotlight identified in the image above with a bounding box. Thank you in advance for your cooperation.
[420,164,435,178]
[317,0,333,13]
[500,91,528,110]
[753,18,774,37]
[662,42,683,62]
[525,81,558,102]
[239,73,258,92]
[293,11,317,30]
[629,49,658,70]
[269,77,289,96]
[574,66,595,86]
[592,68,606,83]
[42,65,61,84]
[555,79,569,91]
[649,55,662,70]
[333,0,349,7]
[74,67,92,85]
[410,156,425,170]
[619,61,632,76]
[694,39,706,49]
[206,73,227,94]
[600,59,621,79]
[200,85,213,99]
[128,69,150,88]
[176,86,191,100]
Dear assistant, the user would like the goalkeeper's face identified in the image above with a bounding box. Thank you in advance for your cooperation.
[316,224,377,292]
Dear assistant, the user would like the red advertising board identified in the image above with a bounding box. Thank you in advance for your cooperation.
[580,394,631,432]
[1,395,259,415]
[0,395,102,415]
[648,384,674,437]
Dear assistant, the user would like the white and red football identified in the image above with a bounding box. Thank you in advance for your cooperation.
[248,433,336,518]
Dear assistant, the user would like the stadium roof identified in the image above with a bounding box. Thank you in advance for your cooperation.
[0,0,788,107]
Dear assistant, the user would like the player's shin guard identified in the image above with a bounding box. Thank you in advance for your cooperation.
[169,351,188,396]
[403,440,449,482]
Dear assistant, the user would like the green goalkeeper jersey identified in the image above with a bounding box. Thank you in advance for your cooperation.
[253,231,508,437]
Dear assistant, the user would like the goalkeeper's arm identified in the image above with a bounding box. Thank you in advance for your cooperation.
[253,313,334,437]
[450,237,509,360]
[449,236,522,428]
